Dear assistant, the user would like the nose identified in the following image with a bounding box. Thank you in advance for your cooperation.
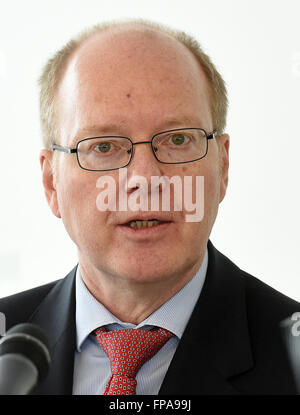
[125,139,164,188]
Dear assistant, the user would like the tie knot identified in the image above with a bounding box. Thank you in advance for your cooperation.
[94,326,173,394]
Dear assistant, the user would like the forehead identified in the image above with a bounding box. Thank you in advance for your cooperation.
[57,26,213,142]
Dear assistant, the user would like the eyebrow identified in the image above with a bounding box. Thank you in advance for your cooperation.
[158,116,202,130]
[75,123,123,138]
[75,117,205,139]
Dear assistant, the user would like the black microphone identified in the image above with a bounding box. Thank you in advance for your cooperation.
[0,323,51,395]
[280,314,300,394]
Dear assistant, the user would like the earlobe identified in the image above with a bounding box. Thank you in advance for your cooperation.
[40,150,61,218]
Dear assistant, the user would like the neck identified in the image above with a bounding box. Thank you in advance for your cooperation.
[78,251,206,325]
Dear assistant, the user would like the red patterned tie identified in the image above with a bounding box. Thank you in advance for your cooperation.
[94,326,174,395]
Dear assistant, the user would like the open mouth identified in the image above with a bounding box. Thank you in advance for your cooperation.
[122,219,170,230]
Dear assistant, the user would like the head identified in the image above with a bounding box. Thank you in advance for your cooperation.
[40,20,229,287]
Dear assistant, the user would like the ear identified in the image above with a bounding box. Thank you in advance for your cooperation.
[217,133,230,203]
[40,150,61,218]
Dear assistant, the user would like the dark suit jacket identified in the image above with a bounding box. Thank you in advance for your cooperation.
[0,240,299,394]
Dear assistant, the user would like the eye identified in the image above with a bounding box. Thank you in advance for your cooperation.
[169,134,189,146]
[94,142,113,153]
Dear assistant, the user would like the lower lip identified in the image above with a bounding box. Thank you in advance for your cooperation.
[117,222,172,238]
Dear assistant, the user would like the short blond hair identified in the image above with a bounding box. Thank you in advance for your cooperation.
[39,18,228,150]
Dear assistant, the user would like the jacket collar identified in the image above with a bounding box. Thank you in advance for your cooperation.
[27,240,254,394]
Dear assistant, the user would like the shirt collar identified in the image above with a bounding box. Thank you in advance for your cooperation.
[75,249,208,352]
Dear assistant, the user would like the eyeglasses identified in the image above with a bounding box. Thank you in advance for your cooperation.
[52,128,217,172]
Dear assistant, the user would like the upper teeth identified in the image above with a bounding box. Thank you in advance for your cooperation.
[129,220,161,229]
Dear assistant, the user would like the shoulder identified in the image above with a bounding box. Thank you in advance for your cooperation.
[0,279,61,329]
[224,253,299,366]
[210,241,299,319]
[210,241,299,349]
[241,268,299,321]
[208,244,300,392]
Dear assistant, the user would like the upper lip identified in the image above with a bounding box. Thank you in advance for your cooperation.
[119,214,174,225]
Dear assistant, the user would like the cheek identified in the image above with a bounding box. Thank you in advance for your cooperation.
[57,169,109,232]
[187,163,220,226]
[204,170,220,201]
[187,162,220,198]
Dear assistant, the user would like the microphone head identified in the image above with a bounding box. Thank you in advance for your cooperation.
[0,323,51,383]
[280,315,300,393]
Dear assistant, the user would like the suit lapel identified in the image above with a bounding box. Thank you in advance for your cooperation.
[159,240,254,394]
[28,266,77,395]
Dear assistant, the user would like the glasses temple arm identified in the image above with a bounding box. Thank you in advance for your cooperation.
[52,144,77,153]
[207,130,218,140]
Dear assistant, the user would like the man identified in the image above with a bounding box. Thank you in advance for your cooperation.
[0,19,299,395]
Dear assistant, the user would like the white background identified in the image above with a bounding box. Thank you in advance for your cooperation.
[0,0,299,300]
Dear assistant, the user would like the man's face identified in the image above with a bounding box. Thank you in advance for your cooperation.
[41,27,229,287]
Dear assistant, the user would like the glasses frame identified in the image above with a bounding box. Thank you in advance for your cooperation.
[52,127,218,172]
